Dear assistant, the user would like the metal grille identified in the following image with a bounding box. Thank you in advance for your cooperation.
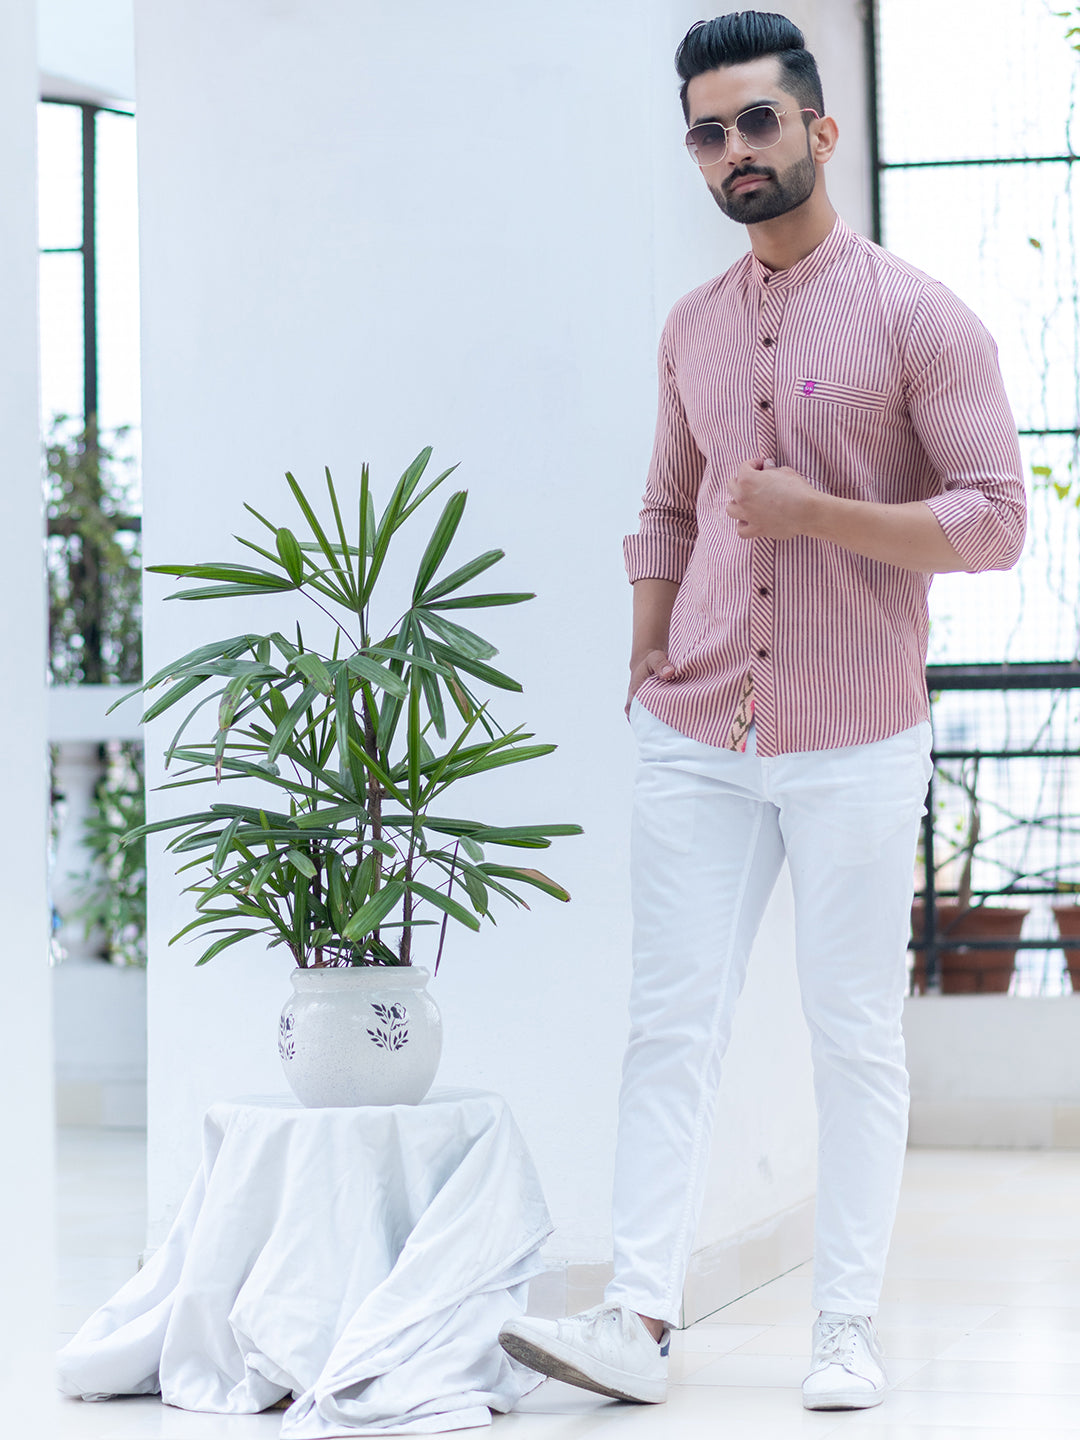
[914,663,1080,995]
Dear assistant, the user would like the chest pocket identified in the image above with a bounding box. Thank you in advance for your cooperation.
[789,377,895,500]
[793,377,890,413]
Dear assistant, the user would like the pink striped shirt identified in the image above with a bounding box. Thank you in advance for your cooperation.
[624,217,1026,757]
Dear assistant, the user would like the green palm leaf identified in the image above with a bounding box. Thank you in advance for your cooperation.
[412,490,467,602]
[407,880,482,931]
[342,881,406,941]
[418,548,503,603]
[137,451,579,969]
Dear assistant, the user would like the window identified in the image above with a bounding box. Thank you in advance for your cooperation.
[38,98,140,445]
[39,97,142,687]
[872,0,1080,663]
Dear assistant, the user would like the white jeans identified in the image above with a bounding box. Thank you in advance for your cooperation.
[604,701,933,1327]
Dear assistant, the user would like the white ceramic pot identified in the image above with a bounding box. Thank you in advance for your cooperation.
[278,965,442,1107]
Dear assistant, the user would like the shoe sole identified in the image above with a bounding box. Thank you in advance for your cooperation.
[803,1388,885,1411]
[498,1327,667,1404]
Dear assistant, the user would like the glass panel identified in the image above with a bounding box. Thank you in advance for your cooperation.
[95,109,141,464]
[929,434,1080,667]
[877,0,1078,164]
[39,251,84,426]
[38,101,83,251]
[881,162,1079,433]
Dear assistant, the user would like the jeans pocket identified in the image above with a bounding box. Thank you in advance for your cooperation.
[782,725,931,868]
[632,761,699,857]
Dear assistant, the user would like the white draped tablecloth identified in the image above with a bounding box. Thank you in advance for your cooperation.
[58,1087,554,1436]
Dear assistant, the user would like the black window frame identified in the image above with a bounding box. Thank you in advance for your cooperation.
[39,95,136,427]
[865,1,1080,445]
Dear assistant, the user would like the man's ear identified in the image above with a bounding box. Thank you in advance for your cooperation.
[811,115,839,165]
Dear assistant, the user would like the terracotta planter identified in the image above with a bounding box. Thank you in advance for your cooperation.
[910,903,1027,994]
[1052,905,1080,993]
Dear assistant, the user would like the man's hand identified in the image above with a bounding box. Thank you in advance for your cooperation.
[626,649,674,715]
[726,457,974,571]
[726,457,820,540]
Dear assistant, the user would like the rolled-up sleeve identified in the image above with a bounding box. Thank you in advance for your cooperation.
[906,283,1026,572]
[623,322,705,584]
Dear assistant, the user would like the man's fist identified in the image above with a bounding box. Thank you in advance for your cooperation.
[726,456,820,540]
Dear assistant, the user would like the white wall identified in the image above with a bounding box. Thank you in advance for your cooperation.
[906,995,1080,1148]
[798,0,873,237]
[0,0,55,1420]
[134,0,870,1309]
[54,965,147,1126]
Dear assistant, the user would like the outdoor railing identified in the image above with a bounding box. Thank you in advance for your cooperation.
[913,661,1080,995]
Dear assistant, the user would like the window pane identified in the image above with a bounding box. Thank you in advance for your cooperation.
[878,0,1077,164]
[38,101,83,251]
[95,109,141,450]
[39,251,84,425]
[882,162,1079,433]
[929,435,1080,666]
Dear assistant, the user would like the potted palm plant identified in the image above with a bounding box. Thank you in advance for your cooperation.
[119,448,581,1105]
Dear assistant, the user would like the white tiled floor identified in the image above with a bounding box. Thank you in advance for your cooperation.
[54,1133,1080,1438]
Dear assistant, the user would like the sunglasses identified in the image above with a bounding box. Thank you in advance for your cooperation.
[684,105,820,168]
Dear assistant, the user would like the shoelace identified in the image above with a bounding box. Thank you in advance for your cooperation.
[573,1304,620,1339]
[814,1317,863,1371]
[574,1304,665,1352]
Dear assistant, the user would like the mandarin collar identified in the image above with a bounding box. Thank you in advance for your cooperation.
[749,215,852,292]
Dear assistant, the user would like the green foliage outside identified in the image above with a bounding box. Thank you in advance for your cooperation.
[47,416,148,967]
[69,741,148,968]
[46,416,142,686]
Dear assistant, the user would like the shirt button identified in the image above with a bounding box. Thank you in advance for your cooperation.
[758,399,771,411]
[757,647,768,658]
[762,337,774,346]
[758,586,769,597]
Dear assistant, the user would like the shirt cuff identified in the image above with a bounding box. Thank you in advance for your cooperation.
[623,532,693,584]
[923,490,1024,572]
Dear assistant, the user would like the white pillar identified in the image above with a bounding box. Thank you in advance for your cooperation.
[134,0,869,1311]
[0,0,55,1415]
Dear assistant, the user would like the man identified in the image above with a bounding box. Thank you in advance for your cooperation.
[500,10,1025,1414]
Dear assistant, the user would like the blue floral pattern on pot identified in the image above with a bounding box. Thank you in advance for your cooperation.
[279,968,440,1106]
[368,1001,409,1051]
[278,1011,295,1061]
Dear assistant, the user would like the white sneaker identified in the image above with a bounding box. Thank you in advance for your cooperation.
[802,1312,887,1410]
[498,1302,670,1403]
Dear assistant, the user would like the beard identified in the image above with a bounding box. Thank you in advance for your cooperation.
[709,148,817,224]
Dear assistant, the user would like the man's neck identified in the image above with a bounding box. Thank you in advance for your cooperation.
[746,191,838,273]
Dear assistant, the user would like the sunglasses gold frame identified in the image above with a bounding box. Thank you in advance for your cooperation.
[684,105,820,168]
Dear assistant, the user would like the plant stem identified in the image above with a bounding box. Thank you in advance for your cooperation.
[300,584,358,651]
[957,757,980,914]
[312,845,323,967]
[363,692,383,956]
[400,828,416,965]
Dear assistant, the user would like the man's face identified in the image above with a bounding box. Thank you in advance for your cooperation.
[684,56,819,225]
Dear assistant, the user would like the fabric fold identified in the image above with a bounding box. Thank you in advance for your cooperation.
[58,1088,553,1435]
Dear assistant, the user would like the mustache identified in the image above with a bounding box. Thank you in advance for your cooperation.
[724,166,775,192]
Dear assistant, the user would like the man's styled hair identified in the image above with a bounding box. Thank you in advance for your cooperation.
[675,12,825,123]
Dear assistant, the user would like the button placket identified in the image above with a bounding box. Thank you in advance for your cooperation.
[746,285,785,748]
[753,288,784,456]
